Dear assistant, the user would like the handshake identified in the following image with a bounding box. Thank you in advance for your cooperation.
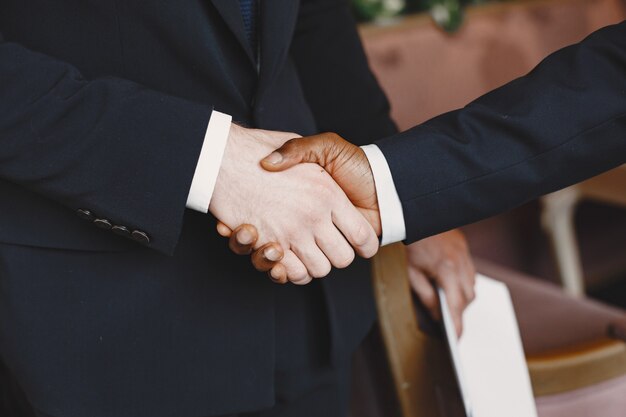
[210,124,476,335]
[210,124,381,284]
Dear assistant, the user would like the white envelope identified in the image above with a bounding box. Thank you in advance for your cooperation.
[439,274,538,417]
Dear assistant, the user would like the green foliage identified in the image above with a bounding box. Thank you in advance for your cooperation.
[352,0,406,22]
[352,0,500,32]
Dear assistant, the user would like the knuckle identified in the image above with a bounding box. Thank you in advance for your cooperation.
[283,137,300,150]
[284,256,309,282]
[437,259,455,273]
[334,250,355,269]
[362,241,379,259]
[353,223,371,247]
[292,268,309,281]
[311,262,332,279]
[322,132,341,142]
[449,296,464,312]
[292,275,312,285]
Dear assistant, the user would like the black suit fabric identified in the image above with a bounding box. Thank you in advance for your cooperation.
[0,1,397,416]
[377,21,626,244]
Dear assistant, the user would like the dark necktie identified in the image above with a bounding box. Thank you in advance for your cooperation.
[238,0,258,52]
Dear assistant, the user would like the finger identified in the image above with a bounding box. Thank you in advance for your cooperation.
[444,294,464,339]
[439,271,467,338]
[291,241,332,279]
[268,263,288,284]
[228,224,258,255]
[438,254,474,307]
[458,256,477,306]
[443,259,473,311]
[408,268,441,321]
[332,201,379,259]
[216,221,233,237]
[315,227,355,269]
[251,242,284,272]
[261,133,345,172]
[281,250,312,285]
[454,314,463,338]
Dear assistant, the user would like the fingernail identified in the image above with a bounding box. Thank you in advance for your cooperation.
[265,152,283,165]
[264,247,280,261]
[269,270,283,283]
[237,229,253,244]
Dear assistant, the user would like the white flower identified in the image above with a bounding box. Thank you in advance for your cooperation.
[431,4,451,25]
[382,0,405,14]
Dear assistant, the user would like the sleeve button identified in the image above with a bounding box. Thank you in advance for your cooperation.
[93,219,113,230]
[76,209,95,221]
[112,225,131,238]
[131,230,150,245]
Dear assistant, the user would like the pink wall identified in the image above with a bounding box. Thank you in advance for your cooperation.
[361,0,626,131]
[360,0,626,279]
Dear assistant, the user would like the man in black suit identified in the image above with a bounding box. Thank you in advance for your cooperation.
[247,20,626,279]
[0,1,476,416]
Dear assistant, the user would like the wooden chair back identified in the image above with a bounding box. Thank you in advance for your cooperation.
[371,243,465,417]
[370,243,626,417]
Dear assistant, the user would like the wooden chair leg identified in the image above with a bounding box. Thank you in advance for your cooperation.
[541,188,585,297]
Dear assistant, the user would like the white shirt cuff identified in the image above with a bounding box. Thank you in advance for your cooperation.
[186,110,232,213]
[361,144,406,245]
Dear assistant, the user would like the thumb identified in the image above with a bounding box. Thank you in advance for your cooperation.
[261,133,346,172]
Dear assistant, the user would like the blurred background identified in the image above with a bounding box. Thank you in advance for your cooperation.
[350,2,626,416]
[356,0,626,307]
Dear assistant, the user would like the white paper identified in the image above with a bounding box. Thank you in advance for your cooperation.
[439,274,538,417]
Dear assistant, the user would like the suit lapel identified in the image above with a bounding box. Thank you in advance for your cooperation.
[210,0,256,65]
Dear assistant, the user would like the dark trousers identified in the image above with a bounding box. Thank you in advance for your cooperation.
[237,362,351,417]
[0,357,37,417]
[232,282,352,417]
[30,364,351,417]
[5,281,353,417]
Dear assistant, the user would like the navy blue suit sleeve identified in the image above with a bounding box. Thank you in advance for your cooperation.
[0,36,212,255]
[291,0,398,144]
[376,21,626,244]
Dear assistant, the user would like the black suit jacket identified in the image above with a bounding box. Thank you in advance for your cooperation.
[377,21,626,244]
[0,1,397,416]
